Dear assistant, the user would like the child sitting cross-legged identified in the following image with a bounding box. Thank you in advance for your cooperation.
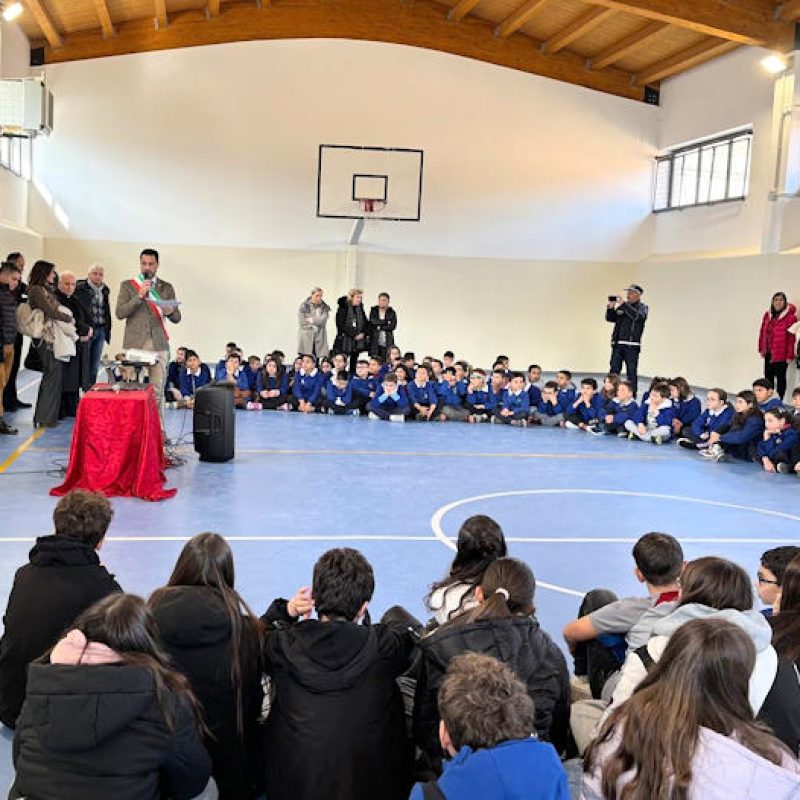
[466,368,495,423]
[702,390,765,462]
[758,408,799,474]
[489,368,508,410]
[368,372,409,422]
[564,377,605,434]
[293,353,324,414]
[624,381,674,444]
[669,376,702,438]
[175,349,211,409]
[215,352,252,408]
[491,372,530,426]
[753,378,784,413]
[433,367,468,422]
[322,370,360,416]
[349,359,373,414]
[677,388,733,450]
[531,381,567,427]
[603,379,638,436]
[406,364,438,421]
[257,357,292,411]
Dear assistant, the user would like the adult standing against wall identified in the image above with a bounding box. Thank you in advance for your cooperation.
[0,261,21,435]
[334,288,368,373]
[2,252,30,412]
[759,292,797,401]
[28,260,73,429]
[368,292,397,363]
[115,248,181,427]
[56,271,92,419]
[297,287,330,359]
[75,264,111,386]
[606,284,648,397]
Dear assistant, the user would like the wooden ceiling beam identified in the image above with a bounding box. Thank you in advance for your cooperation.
[635,38,739,85]
[581,0,793,49]
[495,0,552,39]
[777,0,800,22]
[588,20,667,70]
[23,0,63,49]
[155,0,169,29]
[92,0,116,38]
[542,7,616,54]
[31,0,647,102]
[448,0,482,23]
[208,0,221,17]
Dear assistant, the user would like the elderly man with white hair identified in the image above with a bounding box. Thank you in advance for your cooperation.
[56,270,92,417]
[75,263,111,386]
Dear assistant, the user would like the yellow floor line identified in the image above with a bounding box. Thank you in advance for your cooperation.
[0,429,45,473]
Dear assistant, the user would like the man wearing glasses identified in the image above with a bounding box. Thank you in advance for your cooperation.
[757,546,800,616]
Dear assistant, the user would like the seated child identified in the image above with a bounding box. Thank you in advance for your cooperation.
[430,359,446,395]
[600,373,619,417]
[531,381,567,427]
[527,364,545,391]
[331,352,348,376]
[403,352,417,376]
[215,342,240,375]
[215,352,251,408]
[466,369,495,423]
[753,378,784,413]
[368,372,409,422]
[409,653,569,800]
[677,388,733,450]
[565,377,605,433]
[494,354,510,371]
[669,376,701,437]
[556,370,577,406]
[624,382,674,444]
[323,370,359,416]
[244,355,262,394]
[407,365,438,421]
[641,376,669,405]
[702,390,764,462]
[491,372,530,426]
[350,359,374,413]
[756,546,800,615]
[165,346,187,401]
[293,354,324,414]
[433,367,468,422]
[757,408,799,473]
[257,357,292,410]
[776,389,800,474]
[368,357,388,386]
[603,379,638,436]
[387,346,403,369]
[393,364,411,389]
[454,361,470,394]
[175,349,211,408]
[443,351,455,369]
[489,368,508,410]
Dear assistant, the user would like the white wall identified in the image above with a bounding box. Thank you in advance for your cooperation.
[31,38,658,262]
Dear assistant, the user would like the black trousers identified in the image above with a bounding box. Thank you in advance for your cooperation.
[610,344,641,397]
[2,333,23,408]
[765,355,789,400]
[33,341,62,427]
[572,588,622,700]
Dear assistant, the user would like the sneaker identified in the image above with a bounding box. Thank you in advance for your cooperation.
[564,421,580,430]
[510,419,527,428]
[368,412,379,420]
[588,425,605,436]
[349,409,360,417]
[327,408,335,415]
[700,443,719,459]
[777,462,791,474]
[490,416,498,424]
[389,414,405,423]
[627,432,636,440]
[0,420,18,435]
[677,438,695,449]
[616,431,628,438]
[653,436,663,446]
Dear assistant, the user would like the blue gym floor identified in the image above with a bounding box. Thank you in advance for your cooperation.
[1,370,799,788]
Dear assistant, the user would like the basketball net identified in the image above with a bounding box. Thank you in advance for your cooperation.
[359,198,386,216]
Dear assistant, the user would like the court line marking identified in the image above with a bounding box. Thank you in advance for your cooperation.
[238,448,666,461]
[18,377,41,396]
[430,488,800,599]
[0,535,441,544]
[0,429,45,474]
[504,537,800,544]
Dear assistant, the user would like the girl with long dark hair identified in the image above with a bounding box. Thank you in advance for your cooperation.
[702,390,764,462]
[11,593,215,800]
[759,291,797,401]
[583,618,800,800]
[771,554,800,663]
[150,533,264,800]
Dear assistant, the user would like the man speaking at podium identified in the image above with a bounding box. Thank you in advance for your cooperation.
[115,248,181,425]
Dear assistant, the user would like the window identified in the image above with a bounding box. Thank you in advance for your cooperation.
[0,135,32,180]
[653,128,752,212]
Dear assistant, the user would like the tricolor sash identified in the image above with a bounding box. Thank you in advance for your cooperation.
[130,274,170,342]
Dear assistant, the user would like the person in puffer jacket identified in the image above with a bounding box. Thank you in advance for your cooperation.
[414,558,569,778]
[607,557,800,755]
[583,618,800,800]
[758,292,797,401]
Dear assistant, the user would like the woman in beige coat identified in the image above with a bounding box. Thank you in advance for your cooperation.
[297,287,330,358]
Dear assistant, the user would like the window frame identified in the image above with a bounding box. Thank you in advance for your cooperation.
[0,134,32,180]
[653,128,753,213]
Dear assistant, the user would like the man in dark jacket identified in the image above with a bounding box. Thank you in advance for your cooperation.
[0,490,121,728]
[2,252,30,413]
[261,548,416,800]
[606,284,648,397]
[0,260,22,434]
[75,263,111,386]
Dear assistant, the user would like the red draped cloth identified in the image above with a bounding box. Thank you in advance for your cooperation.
[51,385,177,502]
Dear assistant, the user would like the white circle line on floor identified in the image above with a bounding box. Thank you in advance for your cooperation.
[429,488,800,599]
[0,535,441,543]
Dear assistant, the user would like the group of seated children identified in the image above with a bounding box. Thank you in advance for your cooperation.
[162,344,800,474]
[5,491,800,800]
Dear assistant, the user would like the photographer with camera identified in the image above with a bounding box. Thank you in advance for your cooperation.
[606,284,648,397]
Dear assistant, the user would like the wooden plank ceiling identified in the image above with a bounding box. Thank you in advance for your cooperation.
[18,0,797,102]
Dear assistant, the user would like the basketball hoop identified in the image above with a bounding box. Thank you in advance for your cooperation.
[359,198,386,215]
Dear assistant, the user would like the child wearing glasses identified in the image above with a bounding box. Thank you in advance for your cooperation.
[466,369,495,424]
[757,546,800,616]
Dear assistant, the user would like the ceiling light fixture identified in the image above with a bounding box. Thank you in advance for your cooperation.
[2,2,23,22]
[761,54,789,75]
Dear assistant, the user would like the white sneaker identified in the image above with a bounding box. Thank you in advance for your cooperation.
[368,412,379,420]
[350,409,360,417]
[700,443,721,459]
[588,425,605,436]
[564,421,580,430]
[389,414,405,423]
[616,431,628,438]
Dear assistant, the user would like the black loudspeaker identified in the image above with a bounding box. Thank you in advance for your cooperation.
[193,384,235,463]
[30,47,45,67]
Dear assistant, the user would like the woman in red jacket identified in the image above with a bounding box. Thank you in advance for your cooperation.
[759,292,797,400]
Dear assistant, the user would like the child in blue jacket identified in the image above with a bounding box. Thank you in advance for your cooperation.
[491,373,530,426]
[531,381,567,427]
[409,653,568,800]
[293,354,324,414]
[753,378,784,413]
[350,359,374,413]
[322,370,359,416]
[669,377,701,438]
[489,369,508,411]
[677,388,733,450]
[407,365,438,421]
[256,357,292,410]
[757,408,799,473]
[434,368,468,422]
[175,350,210,407]
[368,372,409,421]
[214,352,252,408]
[624,382,674,444]
[555,370,577,407]
[565,378,605,433]
[603,379,638,436]
[702,391,764,462]
[466,369,495,424]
